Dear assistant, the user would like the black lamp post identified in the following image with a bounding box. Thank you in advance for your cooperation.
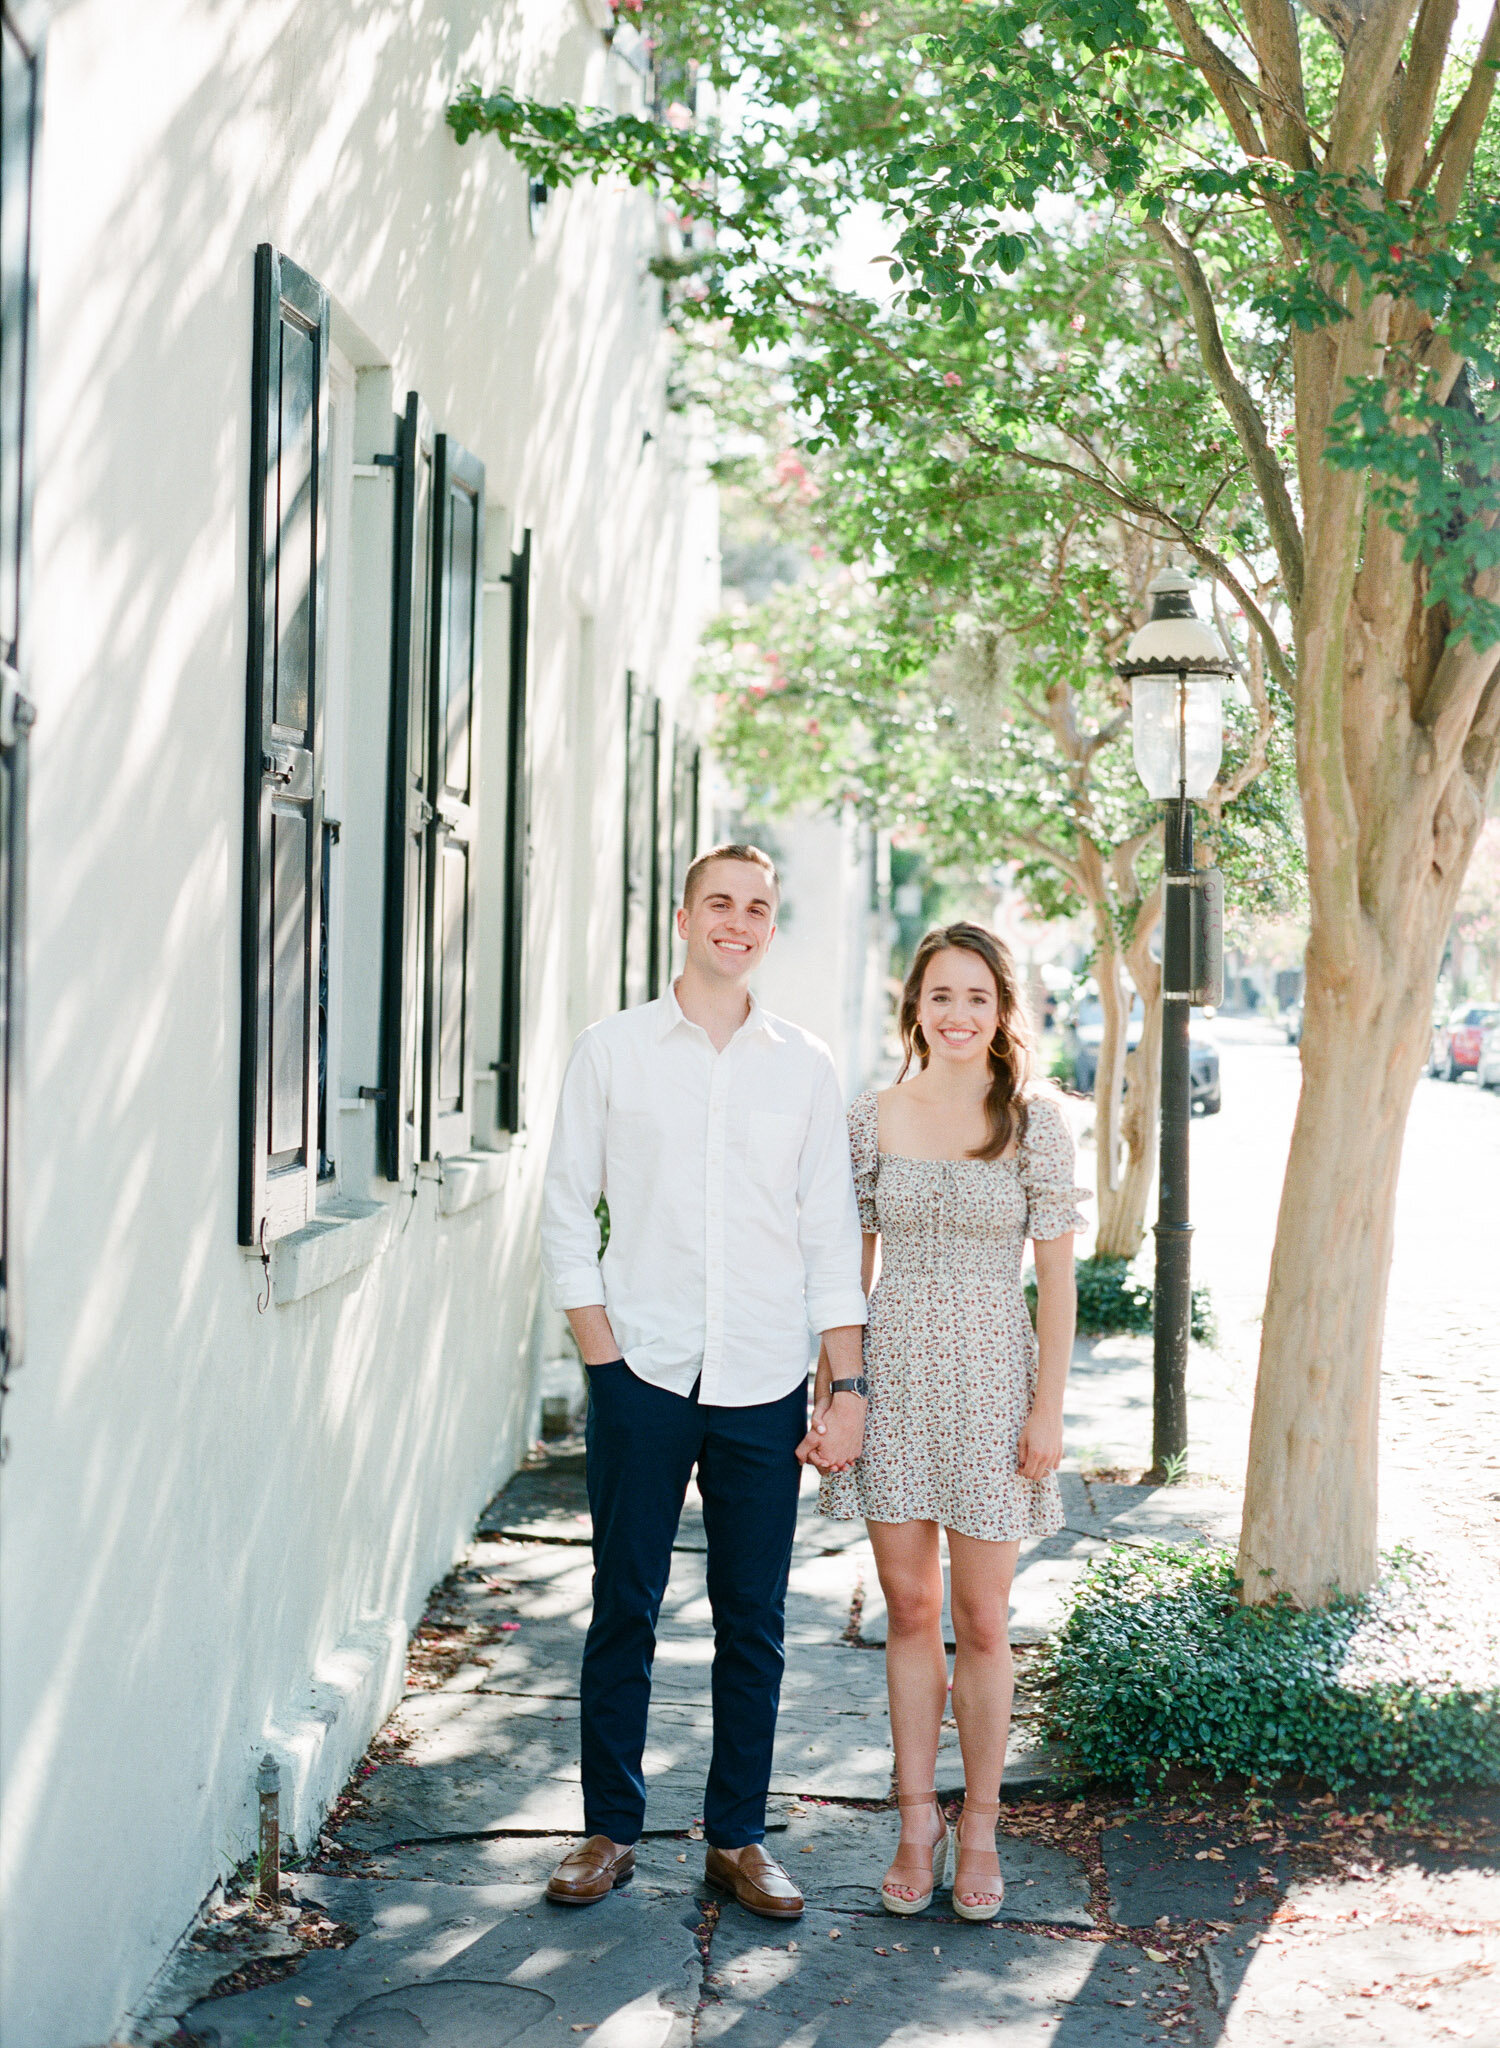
[1117,568,1232,1481]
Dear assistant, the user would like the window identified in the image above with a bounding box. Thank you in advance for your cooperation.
[316,345,357,1185]
[379,393,433,1183]
[239,245,330,1248]
[662,724,700,985]
[0,2,43,1365]
[621,674,662,1009]
[378,394,486,1172]
[423,435,483,1159]
[494,529,531,1134]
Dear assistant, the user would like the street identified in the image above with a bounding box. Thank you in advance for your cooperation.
[1066,1019,1500,1578]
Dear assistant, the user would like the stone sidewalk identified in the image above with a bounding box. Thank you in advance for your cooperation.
[134,1440,1499,2048]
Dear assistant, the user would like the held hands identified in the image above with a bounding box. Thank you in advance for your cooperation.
[1016,1402,1064,1482]
[796,1392,866,1474]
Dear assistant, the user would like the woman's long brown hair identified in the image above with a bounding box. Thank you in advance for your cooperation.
[896,923,1032,1160]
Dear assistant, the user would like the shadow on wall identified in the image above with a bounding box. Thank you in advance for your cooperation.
[3,1,712,2038]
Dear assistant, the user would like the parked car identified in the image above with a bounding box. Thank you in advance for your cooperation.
[1068,994,1222,1115]
[1477,1025,1500,1091]
[1429,1003,1500,1081]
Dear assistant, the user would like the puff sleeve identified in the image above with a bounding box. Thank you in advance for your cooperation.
[847,1091,880,1232]
[1019,1095,1090,1241]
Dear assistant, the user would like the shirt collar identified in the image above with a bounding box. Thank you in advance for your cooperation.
[655,983,784,1045]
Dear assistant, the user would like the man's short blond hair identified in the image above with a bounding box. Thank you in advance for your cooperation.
[682,842,781,910]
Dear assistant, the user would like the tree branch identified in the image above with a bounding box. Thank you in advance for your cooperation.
[1142,217,1306,611]
[1242,0,1319,167]
[1162,0,1270,158]
[1326,0,1424,172]
[1385,0,1460,197]
[1428,0,1500,218]
[982,441,1298,697]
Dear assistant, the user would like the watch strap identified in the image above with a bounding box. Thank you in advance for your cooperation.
[830,1376,869,1397]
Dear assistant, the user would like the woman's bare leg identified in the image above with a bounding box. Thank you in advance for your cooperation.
[867,1518,947,1898]
[946,1530,1021,1908]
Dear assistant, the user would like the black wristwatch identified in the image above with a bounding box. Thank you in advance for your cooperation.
[830,1376,869,1399]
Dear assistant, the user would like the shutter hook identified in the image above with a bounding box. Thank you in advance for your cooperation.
[256,1217,272,1314]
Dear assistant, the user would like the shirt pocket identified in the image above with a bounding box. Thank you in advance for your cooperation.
[746,1109,803,1191]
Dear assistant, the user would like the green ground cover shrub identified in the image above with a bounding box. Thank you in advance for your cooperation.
[1026,1255,1216,1344]
[1035,1544,1500,1793]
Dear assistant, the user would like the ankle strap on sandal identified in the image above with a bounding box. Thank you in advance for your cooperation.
[960,1799,1000,1817]
[896,1790,940,1808]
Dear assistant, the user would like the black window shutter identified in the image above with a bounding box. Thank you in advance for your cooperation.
[422,434,484,1158]
[239,245,329,1248]
[495,530,531,1134]
[0,5,44,1373]
[664,726,700,979]
[621,675,660,1009]
[379,392,435,1181]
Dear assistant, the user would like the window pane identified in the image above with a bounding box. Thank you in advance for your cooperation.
[443,485,475,799]
[273,319,316,737]
[270,805,308,1159]
[438,839,467,1107]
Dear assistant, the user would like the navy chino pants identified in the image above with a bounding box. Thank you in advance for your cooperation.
[580,1361,806,1848]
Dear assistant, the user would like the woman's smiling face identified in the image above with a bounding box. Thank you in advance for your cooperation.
[917,946,1000,1068]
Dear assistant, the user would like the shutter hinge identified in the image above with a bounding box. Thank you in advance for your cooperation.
[358,1086,388,1102]
[0,664,36,750]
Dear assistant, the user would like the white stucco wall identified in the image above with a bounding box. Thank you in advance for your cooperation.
[0,6,716,2043]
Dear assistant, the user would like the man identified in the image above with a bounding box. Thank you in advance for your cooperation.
[539,843,868,1918]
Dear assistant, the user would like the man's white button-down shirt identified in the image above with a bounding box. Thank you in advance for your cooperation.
[540,988,868,1407]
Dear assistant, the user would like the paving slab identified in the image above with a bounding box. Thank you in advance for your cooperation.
[761,1807,1093,1929]
[1102,1820,1285,1927]
[186,1879,700,2048]
[343,1677,922,1847]
[339,1691,717,1843]
[478,1460,871,1559]
[695,1906,1188,2045]
[447,1542,861,1669]
[1080,1480,1242,1550]
[355,1835,701,1895]
[856,1527,1109,1650]
[357,1807,1095,1931]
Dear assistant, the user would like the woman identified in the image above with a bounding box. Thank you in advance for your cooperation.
[812,923,1084,1920]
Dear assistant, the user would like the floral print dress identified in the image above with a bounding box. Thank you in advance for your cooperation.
[819,1090,1088,1543]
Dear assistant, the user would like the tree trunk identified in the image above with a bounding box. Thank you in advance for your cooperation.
[1095,909,1163,1259]
[1237,912,1455,1603]
[1239,478,1500,1602]
[1097,918,1164,1259]
[1088,928,1133,1253]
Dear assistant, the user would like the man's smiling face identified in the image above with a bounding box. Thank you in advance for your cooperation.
[678,858,778,983]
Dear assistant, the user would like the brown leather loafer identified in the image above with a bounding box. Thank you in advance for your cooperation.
[704,1842,805,1919]
[546,1835,636,1906]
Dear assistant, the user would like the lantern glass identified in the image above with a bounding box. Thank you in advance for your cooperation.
[1130,671,1224,800]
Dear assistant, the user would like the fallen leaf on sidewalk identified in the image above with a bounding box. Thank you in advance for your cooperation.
[1144,1948,1169,1962]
